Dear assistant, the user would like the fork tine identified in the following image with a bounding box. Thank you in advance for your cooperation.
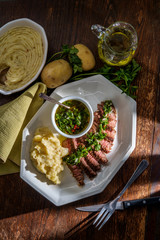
[95,209,109,228]
[93,207,106,225]
[98,210,114,230]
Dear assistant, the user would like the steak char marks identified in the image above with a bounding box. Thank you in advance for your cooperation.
[62,101,117,185]
[72,139,98,179]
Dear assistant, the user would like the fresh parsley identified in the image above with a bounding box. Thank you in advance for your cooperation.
[47,44,83,74]
[71,59,141,99]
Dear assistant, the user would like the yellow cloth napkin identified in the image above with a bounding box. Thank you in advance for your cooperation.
[0,82,47,175]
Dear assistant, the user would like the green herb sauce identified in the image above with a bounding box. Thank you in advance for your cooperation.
[55,100,90,135]
[63,100,113,165]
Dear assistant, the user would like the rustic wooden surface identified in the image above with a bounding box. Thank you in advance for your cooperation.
[0,0,160,239]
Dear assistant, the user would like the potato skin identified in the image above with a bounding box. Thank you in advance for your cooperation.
[74,44,96,71]
[41,59,72,88]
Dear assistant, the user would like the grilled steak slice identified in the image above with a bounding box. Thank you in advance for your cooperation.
[108,111,116,121]
[80,157,97,179]
[107,119,117,128]
[97,102,105,116]
[104,126,116,141]
[67,165,84,186]
[98,103,116,117]
[71,138,78,150]
[106,105,117,128]
[93,150,108,165]
[100,139,113,153]
[94,110,102,123]
[62,139,84,186]
[105,135,115,143]
[86,152,101,171]
[77,143,100,174]
[62,138,73,152]
[88,122,98,134]
[77,135,86,144]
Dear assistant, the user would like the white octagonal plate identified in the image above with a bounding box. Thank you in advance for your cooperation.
[20,75,137,206]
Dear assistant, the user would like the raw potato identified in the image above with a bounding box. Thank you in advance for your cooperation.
[41,59,72,88]
[74,44,96,71]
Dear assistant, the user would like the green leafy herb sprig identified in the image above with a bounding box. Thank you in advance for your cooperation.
[71,59,141,99]
[47,44,83,74]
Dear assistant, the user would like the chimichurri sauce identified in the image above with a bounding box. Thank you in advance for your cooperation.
[55,100,90,135]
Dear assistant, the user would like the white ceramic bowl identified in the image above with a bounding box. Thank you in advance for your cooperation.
[0,18,48,95]
[51,96,94,138]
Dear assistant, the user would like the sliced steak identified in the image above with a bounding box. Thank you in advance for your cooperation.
[77,135,86,144]
[103,126,116,141]
[106,106,117,128]
[78,143,100,173]
[67,165,84,186]
[93,150,108,165]
[80,157,97,179]
[108,110,117,121]
[94,111,101,124]
[62,138,84,186]
[88,122,98,134]
[105,135,115,143]
[86,152,101,171]
[100,139,113,153]
[62,139,72,152]
[62,100,116,186]
[71,138,78,150]
[92,121,99,132]
[97,103,104,116]
[107,119,117,128]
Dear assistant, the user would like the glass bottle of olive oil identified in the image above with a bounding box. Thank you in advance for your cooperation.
[91,22,138,66]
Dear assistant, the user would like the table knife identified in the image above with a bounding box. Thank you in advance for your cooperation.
[76,196,160,212]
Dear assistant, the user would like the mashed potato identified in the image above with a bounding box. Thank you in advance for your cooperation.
[30,127,68,184]
[0,26,44,91]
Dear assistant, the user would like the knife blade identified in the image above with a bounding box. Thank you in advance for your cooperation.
[76,196,160,212]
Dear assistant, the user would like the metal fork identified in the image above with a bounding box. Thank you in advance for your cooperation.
[93,159,149,230]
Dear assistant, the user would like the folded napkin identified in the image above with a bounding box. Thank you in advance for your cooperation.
[0,82,47,175]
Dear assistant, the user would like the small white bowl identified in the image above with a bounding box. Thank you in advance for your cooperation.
[51,96,94,139]
[0,18,48,95]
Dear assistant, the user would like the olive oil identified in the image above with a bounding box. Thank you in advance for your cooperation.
[98,30,135,66]
[91,22,138,67]
[108,32,131,53]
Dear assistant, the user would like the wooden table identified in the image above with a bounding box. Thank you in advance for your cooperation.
[0,0,160,239]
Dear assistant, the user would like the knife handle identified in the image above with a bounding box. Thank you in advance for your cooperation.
[123,196,160,209]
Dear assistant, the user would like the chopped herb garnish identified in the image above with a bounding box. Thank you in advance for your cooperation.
[55,100,89,135]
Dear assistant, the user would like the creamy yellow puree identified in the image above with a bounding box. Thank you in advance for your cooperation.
[30,127,68,184]
[0,26,44,90]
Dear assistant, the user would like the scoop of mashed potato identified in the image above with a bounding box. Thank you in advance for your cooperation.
[30,127,68,184]
[0,26,44,91]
